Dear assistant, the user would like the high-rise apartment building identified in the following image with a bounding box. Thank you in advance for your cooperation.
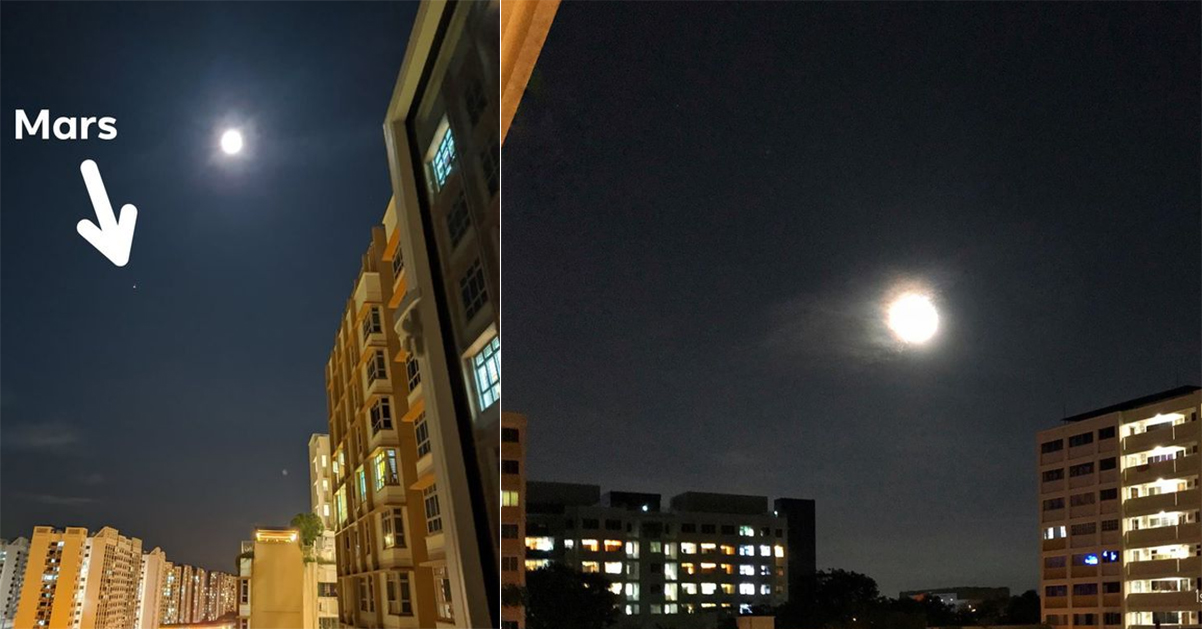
[1038,385,1201,629]
[13,527,88,629]
[133,547,166,629]
[205,571,239,622]
[526,482,815,628]
[500,413,528,629]
[160,561,235,625]
[76,526,143,629]
[0,538,30,629]
[325,222,439,628]
[378,1,501,624]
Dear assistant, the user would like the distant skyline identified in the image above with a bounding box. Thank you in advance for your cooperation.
[1,2,416,572]
[504,2,1201,595]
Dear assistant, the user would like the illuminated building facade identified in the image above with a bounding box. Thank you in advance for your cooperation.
[307,434,340,629]
[323,1,503,626]
[13,527,87,629]
[1038,386,1201,629]
[133,547,166,629]
[239,529,305,629]
[0,537,30,629]
[500,413,527,629]
[526,483,810,628]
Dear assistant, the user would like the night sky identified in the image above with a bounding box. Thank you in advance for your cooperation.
[1,2,415,573]
[504,2,1201,596]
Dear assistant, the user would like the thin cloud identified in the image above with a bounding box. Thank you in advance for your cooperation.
[79,473,105,486]
[5,421,81,450]
[23,494,96,507]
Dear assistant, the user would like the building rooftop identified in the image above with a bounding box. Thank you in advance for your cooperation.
[1062,385,1200,423]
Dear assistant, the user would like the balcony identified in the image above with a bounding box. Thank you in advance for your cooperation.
[1126,555,1201,579]
[1043,537,1067,551]
[1124,489,1201,518]
[1123,454,1200,486]
[1123,422,1201,455]
[1126,590,1201,611]
[1124,522,1202,548]
[1042,479,1066,494]
[1042,507,1066,523]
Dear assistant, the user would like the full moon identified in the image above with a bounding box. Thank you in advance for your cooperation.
[887,292,939,344]
[220,129,244,155]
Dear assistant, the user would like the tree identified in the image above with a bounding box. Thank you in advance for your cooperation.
[777,569,882,629]
[521,564,620,629]
[290,512,324,562]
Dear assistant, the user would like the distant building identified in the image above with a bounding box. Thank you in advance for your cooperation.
[1037,385,1201,629]
[0,538,30,629]
[526,481,815,627]
[900,587,1009,610]
[308,434,340,629]
[239,529,305,629]
[161,561,236,625]
[500,413,528,629]
[13,527,89,629]
[134,547,167,629]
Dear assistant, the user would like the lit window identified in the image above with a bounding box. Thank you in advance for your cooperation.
[664,563,677,580]
[700,543,716,554]
[604,562,622,575]
[608,582,622,595]
[423,485,442,534]
[581,561,599,573]
[430,126,456,189]
[761,584,772,595]
[624,583,640,601]
[381,509,405,549]
[460,259,488,321]
[471,336,500,411]
[774,545,784,558]
[739,583,755,595]
[650,541,662,554]
[739,565,754,576]
[374,449,399,490]
[682,583,697,595]
[664,583,678,601]
[701,583,717,596]
[580,539,599,552]
[680,543,697,555]
[739,525,755,537]
[625,541,640,558]
[525,559,549,571]
[502,490,520,507]
[564,539,575,549]
[604,539,623,553]
[356,467,367,502]
[720,544,735,555]
[414,413,431,458]
[760,545,771,557]
[434,567,453,622]
[525,537,554,552]
[738,545,755,556]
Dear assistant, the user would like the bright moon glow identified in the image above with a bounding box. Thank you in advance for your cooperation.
[887,293,939,344]
[220,129,244,155]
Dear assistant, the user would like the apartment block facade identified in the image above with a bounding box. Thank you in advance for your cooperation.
[500,413,527,629]
[132,547,165,629]
[1038,386,1201,629]
[13,527,88,629]
[0,538,30,629]
[526,482,815,628]
[308,434,340,629]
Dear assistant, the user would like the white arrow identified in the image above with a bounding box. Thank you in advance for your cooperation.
[77,159,137,267]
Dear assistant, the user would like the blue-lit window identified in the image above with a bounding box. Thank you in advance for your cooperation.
[431,127,456,189]
[1083,554,1099,566]
[472,336,500,411]
[1101,550,1118,563]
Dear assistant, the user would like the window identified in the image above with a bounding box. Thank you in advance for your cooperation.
[430,127,456,189]
[1099,457,1117,470]
[434,567,453,621]
[1101,519,1119,532]
[472,335,501,411]
[362,307,383,339]
[447,192,470,249]
[1072,583,1097,596]
[464,74,487,127]
[480,134,498,196]
[374,449,399,490]
[739,525,755,537]
[367,350,388,383]
[424,485,442,534]
[382,509,405,549]
[239,579,249,604]
[389,572,412,616]
[1103,613,1121,626]
[359,575,375,612]
[406,356,421,391]
[1070,492,1095,506]
[502,459,520,475]
[1069,432,1094,447]
[1041,439,1064,453]
[1044,555,1066,568]
[335,488,347,525]
[1070,523,1096,536]
[460,259,488,321]
[1043,498,1065,511]
[1070,463,1094,477]
[1098,426,1116,440]
[391,248,404,278]
[1099,488,1117,501]
[414,414,431,458]
[502,490,520,507]
[502,427,520,443]
[370,397,393,433]
[502,556,519,572]
[1046,585,1067,597]
[356,467,367,502]
[1043,468,1064,482]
